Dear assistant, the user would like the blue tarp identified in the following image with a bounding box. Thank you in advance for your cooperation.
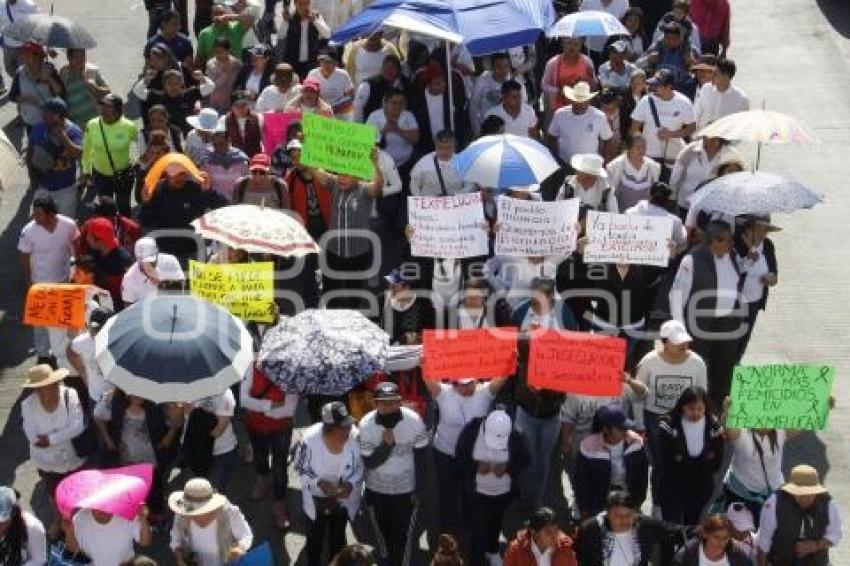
[330,0,553,56]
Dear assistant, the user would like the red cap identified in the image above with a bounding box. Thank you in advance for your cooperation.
[19,42,46,57]
[302,77,321,93]
[249,153,271,171]
[86,217,119,249]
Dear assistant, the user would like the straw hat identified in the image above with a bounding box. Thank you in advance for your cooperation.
[781,465,828,497]
[562,81,597,103]
[168,478,227,516]
[22,365,68,389]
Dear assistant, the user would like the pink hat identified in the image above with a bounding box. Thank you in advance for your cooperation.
[302,77,321,94]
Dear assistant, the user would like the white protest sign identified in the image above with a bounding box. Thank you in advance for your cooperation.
[408,193,489,259]
[584,211,672,267]
[495,196,580,257]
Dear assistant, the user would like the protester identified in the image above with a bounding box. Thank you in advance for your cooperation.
[669,136,739,218]
[9,42,64,134]
[547,82,613,165]
[198,128,250,200]
[555,154,618,212]
[0,0,40,95]
[672,514,752,565]
[541,38,596,115]
[232,43,274,102]
[345,31,400,87]
[694,59,749,129]
[67,308,114,408]
[0,486,47,566]
[503,506,578,566]
[83,217,135,308]
[307,49,355,118]
[275,0,331,79]
[71,506,151,566]
[205,37,243,113]
[605,132,661,212]
[484,79,539,139]
[60,49,111,129]
[409,130,470,197]
[431,534,466,566]
[121,237,185,305]
[255,62,302,112]
[169,478,253,566]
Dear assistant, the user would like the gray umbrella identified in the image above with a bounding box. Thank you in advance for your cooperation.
[4,14,97,49]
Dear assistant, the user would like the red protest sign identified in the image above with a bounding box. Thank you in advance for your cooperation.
[422,328,519,381]
[23,284,88,329]
[527,330,625,396]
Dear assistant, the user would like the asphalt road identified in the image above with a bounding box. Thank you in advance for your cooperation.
[0,0,848,563]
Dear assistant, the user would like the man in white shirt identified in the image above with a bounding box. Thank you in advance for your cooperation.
[366,88,419,170]
[630,69,696,165]
[484,79,539,139]
[409,131,471,197]
[470,52,527,137]
[694,58,750,129]
[72,507,151,566]
[121,237,185,305]
[311,0,361,30]
[276,0,331,79]
[359,382,429,566]
[547,82,613,164]
[625,182,688,251]
[0,0,40,93]
[306,49,354,117]
[18,195,79,364]
[255,63,303,113]
[222,0,264,48]
[67,308,113,406]
[598,40,639,91]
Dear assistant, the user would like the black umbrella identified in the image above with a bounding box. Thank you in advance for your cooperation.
[4,14,97,49]
[94,295,253,403]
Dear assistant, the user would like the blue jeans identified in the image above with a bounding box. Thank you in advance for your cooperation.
[515,407,561,508]
[248,428,292,501]
[644,410,664,508]
[207,448,237,493]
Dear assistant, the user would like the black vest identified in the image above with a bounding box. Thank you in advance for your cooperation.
[769,491,831,566]
[686,245,741,319]
[283,14,320,64]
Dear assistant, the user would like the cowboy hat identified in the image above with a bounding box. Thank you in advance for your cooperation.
[570,153,608,178]
[186,108,224,133]
[562,81,597,103]
[168,478,227,517]
[22,364,68,389]
[737,214,782,232]
[782,465,828,496]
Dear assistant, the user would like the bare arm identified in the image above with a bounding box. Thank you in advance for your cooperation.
[488,376,510,395]
[19,253,31,287]
[422,377,442,398]
[366,149,383,198]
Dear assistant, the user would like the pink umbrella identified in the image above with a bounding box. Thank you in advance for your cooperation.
[55,464,153,521]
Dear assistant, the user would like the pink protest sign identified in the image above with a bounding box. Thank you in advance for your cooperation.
[56,463,153,520]
[262,111,301,154]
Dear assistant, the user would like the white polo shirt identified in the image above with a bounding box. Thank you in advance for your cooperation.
[485,103,538,138]
[366,109,419,166]
[548,106,613,162]
[631,93,696,161]
[121,253,185,305]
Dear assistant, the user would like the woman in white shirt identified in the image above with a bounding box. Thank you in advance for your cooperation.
[186,390,238,493]
[0,486,47,566]
[294,402,364,566]
[72,508,150,566]
[606,132,662,212]
[366,88,419,175]
[20,365,86,521]
[169,478,253,566]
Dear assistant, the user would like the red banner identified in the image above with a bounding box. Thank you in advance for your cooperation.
[422,328,518,381]
[527,330,625,396]
[23,284,88,329]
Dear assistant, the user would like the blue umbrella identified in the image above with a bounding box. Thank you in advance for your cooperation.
[260,309,389,395]
[94,295,254,403]
[452,134,561,188]
[548,10,629,39]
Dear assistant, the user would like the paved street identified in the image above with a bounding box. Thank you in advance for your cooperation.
[0,0,848,563]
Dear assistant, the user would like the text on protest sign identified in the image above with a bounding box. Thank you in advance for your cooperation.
[527,330,625,396]
[584,211,672,267]
[24,284,88,329]
[422,328,519,380]
[300,112,376,179]
[189,261,275,323]
[495,196,580,257]
[727,364,835,430]
[408,193,489,259]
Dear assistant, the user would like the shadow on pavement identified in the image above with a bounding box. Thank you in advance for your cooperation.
[815,0,850,39]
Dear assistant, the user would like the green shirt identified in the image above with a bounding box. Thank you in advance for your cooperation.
[197,22,246,61]
[61,64,107,128]
[82,117,139,175]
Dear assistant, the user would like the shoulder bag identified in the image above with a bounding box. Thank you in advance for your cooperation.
[648,95,672,183]
[97,118,137,193]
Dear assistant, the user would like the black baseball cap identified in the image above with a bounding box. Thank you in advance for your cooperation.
[321,401,354,426]
[373,382,402,402]
[647,69,675,88]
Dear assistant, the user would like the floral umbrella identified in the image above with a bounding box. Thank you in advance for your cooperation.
[259,309,389,395]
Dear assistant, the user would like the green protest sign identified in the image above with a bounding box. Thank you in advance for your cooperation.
[727,364,835,430]
[300,113,376,179]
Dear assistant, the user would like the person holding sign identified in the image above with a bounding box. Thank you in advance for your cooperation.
[658,386,725,526]
[555,154,618,213]
[605,132,661,213]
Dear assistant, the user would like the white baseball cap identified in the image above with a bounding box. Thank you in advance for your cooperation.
[483,409,512,451]
[134,237,158,263]
[660,320,692,345]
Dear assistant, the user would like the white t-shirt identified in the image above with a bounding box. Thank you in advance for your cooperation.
[353,46,392,85]
[236,0,264,47]
[366,109,418,166]
[169,505,253,566]
[73,509,140,566]
[548,106,612,162]
[17,216,77,283]
[7,511,47,566]
[484,103,538,138]
[631,93,696,161]
[472,423,511,496]
[121,254,185,304]
[636,350,708,414]
[726,429,786,494]
[682,416,706,457]
[694,82,750,130]
[191,390,237,456]
[307,67,354,107]
[70,332,108,403]
[699,545,731,566]
[359,407,429,494]
[608,531,638,566]
[409,151,469,197]
[607,441,627,488]
[433,383,494,455]
[424,90,445,141]
[737,242,769,304]
[21,385,86,473]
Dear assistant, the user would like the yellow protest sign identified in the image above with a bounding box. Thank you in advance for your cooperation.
[189,261,274,323]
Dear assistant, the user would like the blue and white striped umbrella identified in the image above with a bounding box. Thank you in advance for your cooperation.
[548,10,629,38]
[95,295,254,403]
[452,134,560,188]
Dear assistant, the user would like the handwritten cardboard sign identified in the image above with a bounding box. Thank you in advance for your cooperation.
[495,196,580,257]
[300,112,376,179]
[584,211,672,266]
[527,330,626,396]
[189,261,274,323]
[422,328,519,380]
[408,193,489,259]
[23,284,88,329]
[727,364,835,430]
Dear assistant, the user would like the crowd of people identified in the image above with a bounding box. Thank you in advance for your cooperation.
[1,0,844,564]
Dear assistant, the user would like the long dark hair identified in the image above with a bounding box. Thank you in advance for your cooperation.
[0,502,28,566]
[671,385,711,421]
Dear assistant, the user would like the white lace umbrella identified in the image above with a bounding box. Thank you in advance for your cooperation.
[688,171,823,216]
